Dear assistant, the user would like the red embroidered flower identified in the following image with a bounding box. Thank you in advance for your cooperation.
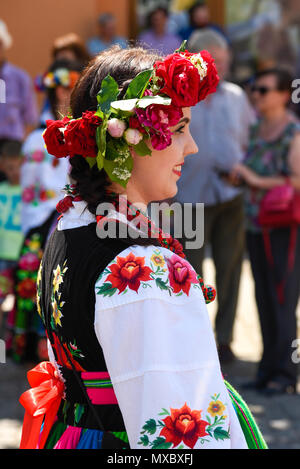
[64,111,102,158]
[17,278,37,299]
[160,403,209,449]
[106,252,153,294]
[43,117,71,158]
[51,332,86,372]
[166,254,198,295]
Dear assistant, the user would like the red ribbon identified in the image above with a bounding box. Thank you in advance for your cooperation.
[19,361,64,449]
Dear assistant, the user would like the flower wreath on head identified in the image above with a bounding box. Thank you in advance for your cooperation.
[43,41,219,188]
[35,68,80,92]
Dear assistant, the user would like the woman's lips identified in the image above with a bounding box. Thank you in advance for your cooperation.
[172,163,184,177]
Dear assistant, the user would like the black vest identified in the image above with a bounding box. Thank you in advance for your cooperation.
[39,222,150,448]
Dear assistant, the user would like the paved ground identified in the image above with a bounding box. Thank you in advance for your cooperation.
[0,258,299,449]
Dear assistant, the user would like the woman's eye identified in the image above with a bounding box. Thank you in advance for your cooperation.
[175,125,185,134]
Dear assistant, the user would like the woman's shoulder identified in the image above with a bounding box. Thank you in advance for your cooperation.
[94,243,205,308]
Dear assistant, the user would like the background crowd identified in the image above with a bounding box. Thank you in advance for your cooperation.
[0,0,300,434]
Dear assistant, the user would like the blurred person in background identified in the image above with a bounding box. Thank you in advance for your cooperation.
[0,141,23,331]
[86,13,127,56]
[137,7,181,56]
[178,1,228,44]
[5,59,82,364]
[35,33,90,116]
[52,33,91,66]
[228,68,300,395]
[0,20,38,182]
[175,29,256,364]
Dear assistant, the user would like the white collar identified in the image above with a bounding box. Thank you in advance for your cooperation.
[57,198,148,237]
[57,200,95,231]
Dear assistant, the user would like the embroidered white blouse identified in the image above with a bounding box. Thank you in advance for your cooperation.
[50,200,248,449]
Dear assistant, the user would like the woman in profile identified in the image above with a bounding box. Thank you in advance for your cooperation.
[19,45,266,450]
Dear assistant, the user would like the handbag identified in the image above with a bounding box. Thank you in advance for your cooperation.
[258,178,300,304]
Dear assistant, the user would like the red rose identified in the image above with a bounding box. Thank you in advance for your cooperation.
[160,403,209,449]
[64,111,102,158]
[43,117,70,158]
[129,116,147,134]
[105,252,153,293]
[184,50,219,101]
[166,254,198,295]
[153,53,201,107]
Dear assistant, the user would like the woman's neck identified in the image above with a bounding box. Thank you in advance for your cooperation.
[109,183,149,214]
[261,106,288,123]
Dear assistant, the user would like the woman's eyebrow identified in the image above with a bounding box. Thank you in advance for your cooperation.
[177,117,190,125]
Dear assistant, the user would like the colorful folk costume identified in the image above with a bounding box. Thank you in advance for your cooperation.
[6,68,80,363]
[19,43,267,449]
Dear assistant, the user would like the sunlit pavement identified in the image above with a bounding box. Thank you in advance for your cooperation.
[0,258,299,449]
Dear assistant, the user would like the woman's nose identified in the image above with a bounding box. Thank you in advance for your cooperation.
[186,134,198,156]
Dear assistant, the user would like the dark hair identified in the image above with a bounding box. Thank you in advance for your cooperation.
[188,1,207,25]
[69,45,161,214]
[0,140,22,158]
[254,67,293,93]
[147,7,169,28]
[47,58,84,120]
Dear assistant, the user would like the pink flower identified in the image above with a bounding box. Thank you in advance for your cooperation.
[135,104,183,133]
[150,129,172,150]
[22,186,35,203]
[166,254,198,295]
[19,252,40,271]
[107,118,127,138]
[124,128,143,145]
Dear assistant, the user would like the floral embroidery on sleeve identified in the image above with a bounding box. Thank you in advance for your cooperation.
[96,248,202,299]
[166,254,198,296]
[138,395,230,449]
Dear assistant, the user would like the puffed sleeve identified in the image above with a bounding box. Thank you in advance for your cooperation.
[94,245,248,449]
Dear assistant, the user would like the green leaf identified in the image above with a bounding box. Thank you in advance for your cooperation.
[158,408,170,416]
[96,118,108,171]
[138,434,149,447]
[155,278,169,291]
[111,98,138,112]
[97,75,119,114]
[74,403,85,425]
[136,95,171,108]
[103,151,133,188]
[105,135,130,161]
[213,427,230,441]
[133,139,152,156]
[142,418,157,435]
[174,40,187,53]
[124,69,153,99]
[151,437,173,449]
[86,157,97,169]
[96,283,117,297]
